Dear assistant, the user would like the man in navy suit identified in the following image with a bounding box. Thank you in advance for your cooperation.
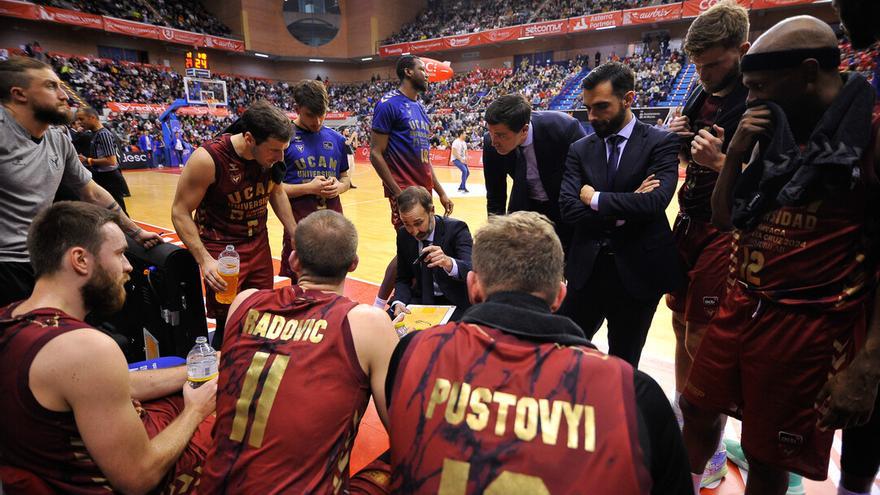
[137,130,155,168]
[391,186,473,321]
[559,62,684,367]
[483,94,586,251]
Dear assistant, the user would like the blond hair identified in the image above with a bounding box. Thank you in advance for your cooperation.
[472,212,563,303]
[684,1,750,58]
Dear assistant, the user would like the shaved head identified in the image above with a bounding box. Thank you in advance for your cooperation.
[750,16,838,55]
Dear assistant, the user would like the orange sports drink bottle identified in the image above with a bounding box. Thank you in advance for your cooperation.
[215,244,240,304]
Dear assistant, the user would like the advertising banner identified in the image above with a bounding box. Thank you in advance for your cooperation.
[568,11,623,32]
[522,19,568,38]
[39,5,102,29]
[102,16,159,39]
[479,25,524,44]
[158,27,206,46]
[621,3,683,25]
[750,0,814,9]
[682,0,751,17]
[378,43,410,58]
[203,35,245,52]
[0,0,38,20]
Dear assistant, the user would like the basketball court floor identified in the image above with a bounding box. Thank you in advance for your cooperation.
[122,159,877,494]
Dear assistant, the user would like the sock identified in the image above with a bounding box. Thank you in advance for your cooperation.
[838,487,869,495]
[374,297,388,309]
[692,472,702,494]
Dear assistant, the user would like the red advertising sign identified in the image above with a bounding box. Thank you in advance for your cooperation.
[429,149,451,168]
[38,5,102,29]
[107,102,166,114]
[203,35,245,52]
[444,33,479,50]
[158,27,206,46]
[568,11,623,32]
[479,25,524,44]
[408,38,448,53]
[0,0,38,20]
[522,19,568,38]
[176,106,229,117]
[682,0,751,17]
[378,43,409,58]
[750,0,814,9]
[621,2,683,25]
[102,16,159,39]
[325,111,351,120]
[435,108,454,115]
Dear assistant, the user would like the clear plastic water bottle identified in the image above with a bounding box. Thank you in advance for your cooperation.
[215,245,239,304]
[187,336,218,387]
[394,320,409,338]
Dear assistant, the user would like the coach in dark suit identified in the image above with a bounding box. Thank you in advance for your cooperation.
[559,62,684,367]
[483,94,586,250]
[391,186,473,321]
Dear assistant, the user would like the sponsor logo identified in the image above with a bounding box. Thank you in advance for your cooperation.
[484,30,515,42]
[161,28,174,39]
[524,21,565,36]
[230,173,242,185]
[777,431,804,456]
[630,5,677,21]
[382,45,406,55]
[448,36,473,47]
[295,144,305,152]
[702,296,719,317]
[323,141,334,150]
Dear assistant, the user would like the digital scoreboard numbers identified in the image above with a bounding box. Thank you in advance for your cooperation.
[185,51,211,78]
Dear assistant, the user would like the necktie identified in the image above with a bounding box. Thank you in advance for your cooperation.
[606,134,623,184]
[419,240,435,304]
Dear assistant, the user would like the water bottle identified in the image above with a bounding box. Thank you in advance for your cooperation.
[186,336,218,387]
[394,320,409,338]
[215,245,239,304]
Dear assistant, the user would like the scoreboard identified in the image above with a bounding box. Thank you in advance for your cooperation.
[185,51,211,78]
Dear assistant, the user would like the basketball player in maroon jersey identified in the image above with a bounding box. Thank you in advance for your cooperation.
[198,210,399,494]
[0,202,216,495]
[171,100,298,349]
[682,16,880,494]
[386,211,691,494]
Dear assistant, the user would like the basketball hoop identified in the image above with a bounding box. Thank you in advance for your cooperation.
[206,98,219,114]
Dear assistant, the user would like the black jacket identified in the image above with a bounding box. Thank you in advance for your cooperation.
[560,117,685,298]
[482,110,586,223]
[394,215,472,319]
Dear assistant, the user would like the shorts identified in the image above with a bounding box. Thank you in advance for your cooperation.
[684,284,867,480]
[388,196,403,230]
[349,453,391,495]
[666,214,732,325]
[141,395,216,495]
[203,234,273,319]
[279,196,342,278]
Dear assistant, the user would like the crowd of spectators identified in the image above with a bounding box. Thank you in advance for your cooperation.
[32,0,232,36]
[840,38,878,83]
[383,0,676,44]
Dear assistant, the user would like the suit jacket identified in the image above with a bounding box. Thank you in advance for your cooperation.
[482,111,586,227]
[394,215,473,318]
[559,117,685,299]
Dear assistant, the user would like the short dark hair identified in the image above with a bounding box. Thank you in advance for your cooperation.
[397,186,433,214]
[484,94,531,132]
[294,210,357,283]
[76,107,99,118]
[0,56,52,102]
[582,62,635,98]
[28,201,124,278]
[292,80,329,115]
[239,100,294,144]
[396,55,419,82]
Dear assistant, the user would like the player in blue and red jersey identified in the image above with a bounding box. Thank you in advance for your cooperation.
[280,80,351,278]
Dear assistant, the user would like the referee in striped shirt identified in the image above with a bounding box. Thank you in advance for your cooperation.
[75,107,130,214]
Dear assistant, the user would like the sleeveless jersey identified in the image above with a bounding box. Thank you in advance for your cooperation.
[371,89,434,197]
[0,304,112,494]
[731,155,875,308]
[196,134,274,242]
[198,286,369,495]
[389,322,651,495]
[282,124,347,222]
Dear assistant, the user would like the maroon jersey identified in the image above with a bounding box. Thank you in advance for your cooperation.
[0,304,111,494]
[389,322,651,495]
[199,285,369,494]
[731,170,871,308]
[196,134,274,242]
[678,94,725,221]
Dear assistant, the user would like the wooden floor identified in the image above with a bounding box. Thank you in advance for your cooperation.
[123,160,868,495]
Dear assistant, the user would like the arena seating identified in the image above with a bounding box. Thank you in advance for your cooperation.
[383,0,677,44]
[31,0,232,36]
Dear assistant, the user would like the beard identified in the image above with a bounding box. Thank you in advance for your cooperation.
[34,101,73,126]
[703,59,741,94]
[591,104,627,139]
[81,263,128,318]
[409,75,428,93]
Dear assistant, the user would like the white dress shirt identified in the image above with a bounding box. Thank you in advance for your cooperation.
[590,114,637,213]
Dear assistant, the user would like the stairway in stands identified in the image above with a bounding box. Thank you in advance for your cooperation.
[548,67,591,111]
[59,79,88,108]
[659,63,697,107]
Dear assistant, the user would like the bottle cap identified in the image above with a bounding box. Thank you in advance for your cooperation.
[195,336,207,344]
